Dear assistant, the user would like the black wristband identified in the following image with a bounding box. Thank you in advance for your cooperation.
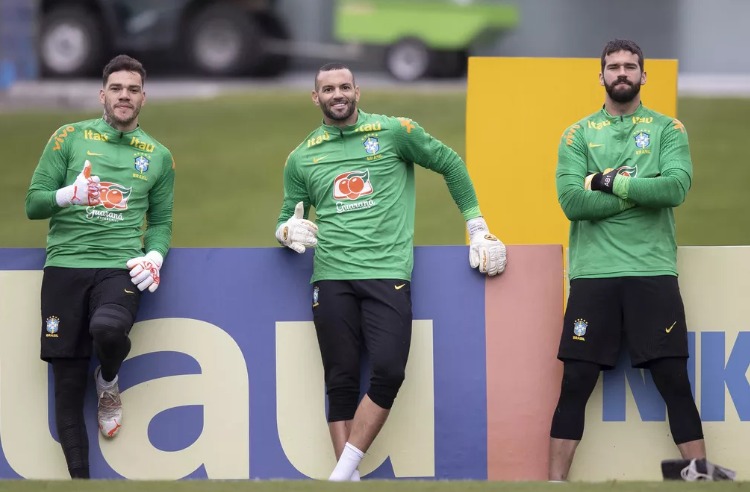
[591,169,618,193]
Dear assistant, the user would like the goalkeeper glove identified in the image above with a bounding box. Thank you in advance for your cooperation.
[585,168,618,193]
[55,160,101,207]
[276,201,318,254]
[126,251,163,293]
[467,217,507,276]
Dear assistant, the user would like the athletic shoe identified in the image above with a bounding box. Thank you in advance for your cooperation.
[94,366,122,438]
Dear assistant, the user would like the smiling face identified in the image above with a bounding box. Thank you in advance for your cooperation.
[600,49,646,104]
[312,68,360,127]
[99,70,146,132]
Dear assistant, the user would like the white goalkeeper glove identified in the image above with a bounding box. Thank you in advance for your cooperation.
[126,251,163,293]
[275,201,318,254]
[467,217,507,276]
[55,160,101,207]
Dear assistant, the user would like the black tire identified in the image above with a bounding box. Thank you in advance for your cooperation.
[185,4,263,76]
[251,13,291,77]
[431,50,468,79]
[39,6,105,77]
[385,38,435,82]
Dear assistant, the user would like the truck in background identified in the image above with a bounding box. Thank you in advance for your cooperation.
[37,0,518,80]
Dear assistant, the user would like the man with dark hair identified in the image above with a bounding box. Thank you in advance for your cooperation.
[275,62,506,481]
[25,54,174,478]
[549,39,734,482]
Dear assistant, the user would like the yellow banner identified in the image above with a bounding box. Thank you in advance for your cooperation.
[466,57,678,247]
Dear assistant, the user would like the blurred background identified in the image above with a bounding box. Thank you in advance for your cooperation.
[1,0,748,248]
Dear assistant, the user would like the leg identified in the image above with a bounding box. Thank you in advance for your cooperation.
[40,267,95,478]
[90,304,133,381]
[550,278,623,481]
[647,357,705,458]
[549,359,601,481]
[350,279,412,453]
[328,279,412,481]
[623,278,705,458]
[328,420,353,459]
[89,269,141,438]
[311,281,363,476]
[89,303,135,438]
[51,358,91,479]
[347,395,391,453]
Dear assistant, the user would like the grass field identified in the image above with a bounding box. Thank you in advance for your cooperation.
[1,92,748,248]
[0,480,747,491]
[0,480,750,492]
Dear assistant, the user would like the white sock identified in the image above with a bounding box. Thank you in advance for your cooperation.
[97,371,117,388]
[329,442,364,481]
[351,469,361,481]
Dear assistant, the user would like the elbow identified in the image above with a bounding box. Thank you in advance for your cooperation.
[667,195,686,208]
[25,201,41,220]
[25,193,52,220]
[562,208,584,221]
[558,197,582,221]
[666,185,688,208]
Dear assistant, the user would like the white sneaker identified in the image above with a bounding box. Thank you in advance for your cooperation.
[94,366,122,438]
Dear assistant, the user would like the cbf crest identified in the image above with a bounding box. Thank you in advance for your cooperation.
[634,131,650,149]
[363,137,379,154]
[572,318,587,341]
[46,316,60,337]
[134,155,150,173]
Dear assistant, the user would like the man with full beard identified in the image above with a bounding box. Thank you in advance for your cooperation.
[274,62,506,481]
[25,55,174,478]
[549,39,734,481]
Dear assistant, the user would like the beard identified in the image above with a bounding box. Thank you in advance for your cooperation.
[604,77,641,103]
[321,98,356,122]
[104,100,141,128]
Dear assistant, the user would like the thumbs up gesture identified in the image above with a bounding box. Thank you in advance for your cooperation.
[56,160,101,207]
[275,201,318,253]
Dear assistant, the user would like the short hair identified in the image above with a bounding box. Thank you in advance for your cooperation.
[102,55,146,86]
[314,62,354,89]
[600,39,644,72]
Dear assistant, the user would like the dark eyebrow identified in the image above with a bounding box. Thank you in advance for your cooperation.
[108,84,142,89]
[607,62,638,68]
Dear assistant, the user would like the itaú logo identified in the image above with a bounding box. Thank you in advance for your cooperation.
[0,315,436,479]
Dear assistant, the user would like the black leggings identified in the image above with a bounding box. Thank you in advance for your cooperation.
[51,358,90,479]
[648,357,704,444]
[550,359,600,440]
[550,357,704,445]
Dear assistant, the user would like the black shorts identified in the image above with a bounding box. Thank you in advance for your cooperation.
[557,276,688,368]
[40,267,141,361]
[312,279,413,388]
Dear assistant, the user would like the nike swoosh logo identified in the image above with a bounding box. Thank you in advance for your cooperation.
[87,151,104,156]
[665,321,676,333]
[312,155,329,164]
[588,143,604,148]
[395,283,406,290]
[124,289,135,294]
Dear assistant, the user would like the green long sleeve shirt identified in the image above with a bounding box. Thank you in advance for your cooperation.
[26,118,175,268]
[277,109,481,282]
[556,104,692,279]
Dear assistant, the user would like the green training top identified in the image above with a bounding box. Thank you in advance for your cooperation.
[277,109,482,282]
[26,117,175,268]
[556,103,692,279]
